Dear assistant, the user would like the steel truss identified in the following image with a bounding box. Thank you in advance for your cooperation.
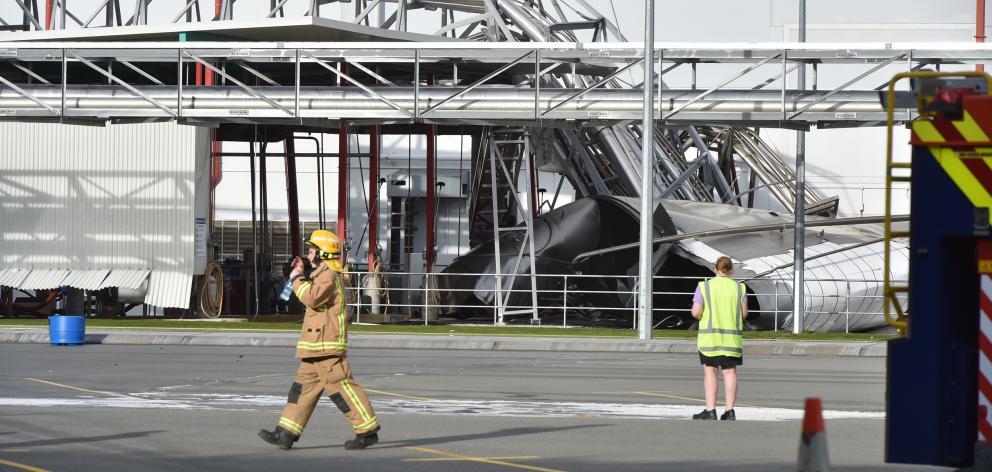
[0,42,985,126]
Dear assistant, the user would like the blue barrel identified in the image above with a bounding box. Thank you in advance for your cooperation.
[49,315,85,346]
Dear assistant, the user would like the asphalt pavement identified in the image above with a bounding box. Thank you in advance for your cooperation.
[0,343,945,471]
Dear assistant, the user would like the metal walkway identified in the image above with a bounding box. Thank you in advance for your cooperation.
[0,42,984,127]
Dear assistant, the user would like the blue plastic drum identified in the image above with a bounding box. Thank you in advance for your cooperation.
[49,315,85,345]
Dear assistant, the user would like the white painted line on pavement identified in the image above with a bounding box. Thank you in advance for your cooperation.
[0,392,884,422]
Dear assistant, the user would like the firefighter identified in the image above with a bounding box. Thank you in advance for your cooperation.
[259,230,381,450]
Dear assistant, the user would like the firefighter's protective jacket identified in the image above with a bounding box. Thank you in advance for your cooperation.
[291,263,349,358]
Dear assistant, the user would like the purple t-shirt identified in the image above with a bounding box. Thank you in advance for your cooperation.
[693,285,748,308]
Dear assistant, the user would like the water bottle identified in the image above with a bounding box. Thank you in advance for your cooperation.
[279,279,294,302]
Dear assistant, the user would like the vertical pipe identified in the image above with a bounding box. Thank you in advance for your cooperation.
[638,0,655,340]
[529,152,539,218]
[177,49,183,118]
[369,125,380,271]
[979,0,987,72]
[426,123,437,274]
[249,137,260,318]
[260,143,269,258]
[338,121,349,265]
[792,0,807,334]
[45,0,54,30]
[286,137,301,258]
[316,138,324,229]
[60,48,66,118]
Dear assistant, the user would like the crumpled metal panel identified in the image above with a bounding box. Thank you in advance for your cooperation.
[99,270,151,290]
[61,269,110,291]
[18,270,70,290]
[664,200,909,332]
[144,271,192,309]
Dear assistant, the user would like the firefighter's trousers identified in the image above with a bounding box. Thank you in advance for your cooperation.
[276,355,379,437]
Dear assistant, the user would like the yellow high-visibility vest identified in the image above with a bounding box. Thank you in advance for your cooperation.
[697,276,746,358]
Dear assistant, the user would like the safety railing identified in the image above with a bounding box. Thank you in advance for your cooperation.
[340,271,908,333]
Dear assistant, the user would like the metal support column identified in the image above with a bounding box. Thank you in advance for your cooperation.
[286,136,301,258]
[637,0,655,340]
[489,133,505,324]
[338,121,349,264]
[792,0,807,334]
[426,123,437,273]
[249,135,260,319]
[369,125,380,270]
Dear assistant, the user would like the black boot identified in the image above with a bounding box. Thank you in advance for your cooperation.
[720,409,736,421]
[258,427,297,450]
[692,408,717,420]
[344,426,380,450]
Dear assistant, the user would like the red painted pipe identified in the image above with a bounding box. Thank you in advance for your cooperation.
[426,124,437,273]
[285,137,301,258]
[979,0,987,72]
[369,125,380,270]
[338,121,349,265]
[45,0,53,30]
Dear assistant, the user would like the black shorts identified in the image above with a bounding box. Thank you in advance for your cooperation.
[699,352,743,369]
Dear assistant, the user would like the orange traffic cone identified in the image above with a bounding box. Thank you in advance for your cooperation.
[797,397,830,472]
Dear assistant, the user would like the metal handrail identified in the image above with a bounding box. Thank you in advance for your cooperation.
[341,270,907,332]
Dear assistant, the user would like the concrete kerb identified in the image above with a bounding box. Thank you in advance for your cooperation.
[0,328,887,356]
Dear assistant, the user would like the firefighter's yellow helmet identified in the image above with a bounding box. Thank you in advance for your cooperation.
[306,229,341,260]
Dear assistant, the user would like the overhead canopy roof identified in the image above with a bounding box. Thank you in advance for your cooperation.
[0,16,456,43]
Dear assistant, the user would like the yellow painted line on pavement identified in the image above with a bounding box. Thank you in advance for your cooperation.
[405,456,537,462]
[632,391,759,408]
[364,388,433,401]
[404,447,563,472]
[20,378,121,397]
[0,458,49,472]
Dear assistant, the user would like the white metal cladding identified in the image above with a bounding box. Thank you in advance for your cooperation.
[99,269,151,290]
[0,268,29,287]
[19,270,70,290]
[0,121,199,308]
[61,269,110,291]
[144,271,193,309]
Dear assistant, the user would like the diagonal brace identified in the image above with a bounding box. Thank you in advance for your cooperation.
[665,53,781,119]
[302,50,412,117]
[789,53,906,119]
[237,62,281,86]
[186,51,294,116]
[543,57,645,116]
[423,51,534,116]
[69,51,177,117]
[0,72,58,115]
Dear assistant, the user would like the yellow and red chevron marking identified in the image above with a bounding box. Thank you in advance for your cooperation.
[910,95,992,147]
[911,105,992,222]
[927,148,992,215]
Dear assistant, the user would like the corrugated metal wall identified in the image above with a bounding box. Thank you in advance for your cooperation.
[0,121,203,308]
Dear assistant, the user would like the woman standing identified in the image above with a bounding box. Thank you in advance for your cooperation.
[690,256,749,421]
